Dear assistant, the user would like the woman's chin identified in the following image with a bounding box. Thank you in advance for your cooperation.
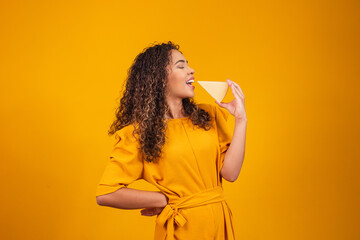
[187,93,195,99]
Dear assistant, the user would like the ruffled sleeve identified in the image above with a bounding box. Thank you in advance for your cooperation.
[213,104,233,171]
[96,125,144,197]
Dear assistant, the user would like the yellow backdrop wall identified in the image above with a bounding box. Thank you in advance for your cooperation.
[1,0,359,239]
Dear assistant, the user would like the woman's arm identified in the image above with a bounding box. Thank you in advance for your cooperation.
[96,188,168,209]
[220,118,247,182]
[216,79,247,182]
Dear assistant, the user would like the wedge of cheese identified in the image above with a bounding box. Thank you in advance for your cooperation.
[197,81,229,102]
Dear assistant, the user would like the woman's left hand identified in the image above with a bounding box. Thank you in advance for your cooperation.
[215,79,247,121]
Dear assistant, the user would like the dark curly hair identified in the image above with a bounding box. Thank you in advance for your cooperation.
[108,41,213,163]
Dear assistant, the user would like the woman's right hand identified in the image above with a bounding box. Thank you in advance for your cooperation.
[140,191,168,216]
[140,207,165,216]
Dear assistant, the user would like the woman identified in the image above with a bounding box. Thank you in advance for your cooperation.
[96,41,247,240]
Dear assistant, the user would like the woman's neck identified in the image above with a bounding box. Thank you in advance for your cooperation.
[165,98,186,119]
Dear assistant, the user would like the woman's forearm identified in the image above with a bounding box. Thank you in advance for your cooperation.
[96,187,168,209]
[221,118,247,182]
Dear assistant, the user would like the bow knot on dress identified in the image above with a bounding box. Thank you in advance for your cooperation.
[155,186,234,240]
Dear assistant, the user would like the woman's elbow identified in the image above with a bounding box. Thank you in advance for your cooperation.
[229,175,239,182]
[220,169,239,182]
[223,175,238,183]
[96,195,108,206]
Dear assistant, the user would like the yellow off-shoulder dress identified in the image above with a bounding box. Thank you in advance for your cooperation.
[96,103,235,240]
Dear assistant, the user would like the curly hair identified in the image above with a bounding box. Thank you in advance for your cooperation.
[108,41,213,163]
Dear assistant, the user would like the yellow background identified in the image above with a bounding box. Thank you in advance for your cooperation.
[1,0,359,239]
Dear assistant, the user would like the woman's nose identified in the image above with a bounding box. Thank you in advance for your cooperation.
[189,67,195,75]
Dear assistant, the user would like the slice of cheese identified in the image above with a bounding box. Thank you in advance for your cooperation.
[197,81,229,102]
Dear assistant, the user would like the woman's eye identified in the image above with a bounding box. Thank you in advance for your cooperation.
[178,66,184,69]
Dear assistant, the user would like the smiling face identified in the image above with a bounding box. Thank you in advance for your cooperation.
[165,49,196,101]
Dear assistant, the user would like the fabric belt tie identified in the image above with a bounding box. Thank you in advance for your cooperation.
[154,186,235,240]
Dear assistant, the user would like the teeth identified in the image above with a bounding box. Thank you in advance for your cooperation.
[186,80,194,84]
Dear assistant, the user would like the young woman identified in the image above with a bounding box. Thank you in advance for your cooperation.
[96,41,247,240]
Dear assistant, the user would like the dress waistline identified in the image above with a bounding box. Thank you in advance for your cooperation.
[154,186,235,240]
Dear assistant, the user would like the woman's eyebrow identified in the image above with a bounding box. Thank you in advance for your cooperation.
[175,59,188,65]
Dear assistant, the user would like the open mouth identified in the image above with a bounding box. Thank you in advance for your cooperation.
[186,79,195,88]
